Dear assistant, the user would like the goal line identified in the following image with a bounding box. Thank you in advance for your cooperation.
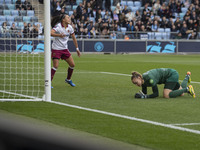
[0,90,43,101]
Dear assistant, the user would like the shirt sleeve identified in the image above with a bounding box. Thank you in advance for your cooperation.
[147,85,159,98]
[142,85,147,94]
[69,25,74,35]
[52,24,59,32]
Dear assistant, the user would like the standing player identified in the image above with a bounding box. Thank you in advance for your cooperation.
[51,14,81,87]
[131,68,195,98]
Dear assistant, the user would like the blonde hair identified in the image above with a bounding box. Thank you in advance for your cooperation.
[131,71,142,80]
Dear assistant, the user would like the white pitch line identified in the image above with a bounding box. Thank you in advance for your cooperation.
[0,90,42,100]
[188,81,200,84]
[170,123,200,126]
[99,72,200,84]
[49,100,200,135]
[100,72,131,77]
[0,99,43,102]
[57,71,200,84]
[57,71,100,74]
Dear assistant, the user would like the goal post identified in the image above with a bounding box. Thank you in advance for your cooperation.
[44,0,51,102]
[0,0,51,102]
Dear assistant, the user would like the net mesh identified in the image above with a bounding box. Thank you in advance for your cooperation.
[0,0,44,100]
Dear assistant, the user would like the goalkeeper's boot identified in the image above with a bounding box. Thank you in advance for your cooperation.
[186,71,191,83]
[51,86,53,89]
[65,79,76,87]
[187,85,195,98]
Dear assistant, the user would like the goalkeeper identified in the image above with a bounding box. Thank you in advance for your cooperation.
[131,68,195,99]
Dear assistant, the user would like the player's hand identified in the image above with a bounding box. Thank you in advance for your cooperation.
[59,33,65,38]
[76,48,81,57]
[135,93,147,99]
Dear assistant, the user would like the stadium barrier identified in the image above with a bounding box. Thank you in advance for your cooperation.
[1,38,200,54]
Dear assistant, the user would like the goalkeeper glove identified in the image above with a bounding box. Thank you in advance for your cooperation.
[135,92,147,99]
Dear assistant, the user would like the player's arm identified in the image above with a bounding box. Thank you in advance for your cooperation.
[143,76,159,98]
[71,33,81,57]
[135,85,159,99]
[148,85,159,98]
[142,85,147,94]
[135,85,148,99]
[51,29,65,38]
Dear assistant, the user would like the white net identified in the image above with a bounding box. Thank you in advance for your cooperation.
[0,0,45,101]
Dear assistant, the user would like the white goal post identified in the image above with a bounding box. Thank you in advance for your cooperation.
[0,0,51,101]
[44,0,51,102]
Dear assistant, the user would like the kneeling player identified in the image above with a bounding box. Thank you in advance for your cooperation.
[131,68,195,99]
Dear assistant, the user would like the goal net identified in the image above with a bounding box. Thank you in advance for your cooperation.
[0,0,50,101]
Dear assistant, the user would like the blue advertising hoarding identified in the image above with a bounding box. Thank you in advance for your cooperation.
[178,42,200,53]
[17,40,44,53]
[84,41,114,52]
[68,41,82,52]
[1,39,200,53]
[0,40,16,52]
[147,41,177,53]
[116,41,145,52]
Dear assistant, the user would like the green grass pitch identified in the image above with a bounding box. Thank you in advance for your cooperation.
[0,54,200,150]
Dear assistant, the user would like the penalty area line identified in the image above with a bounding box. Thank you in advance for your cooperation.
[49,100,200,135]
[58,71,200,84]
[170,123,200,126]
[99,71,200,84]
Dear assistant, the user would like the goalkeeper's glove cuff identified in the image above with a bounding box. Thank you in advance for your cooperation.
[141,95,147,99]
[135,93,148,99]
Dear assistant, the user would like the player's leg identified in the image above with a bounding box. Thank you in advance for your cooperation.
[181,71,191,88]
[51,50,62,81]
[64,56,76,87]
[180,71,195,98]
[163,89,172,98]
[163,71,186,98]
[164,82,188,98]
[65,55,75,80]
[187,85,195,98]
[164,82,195,98]
[51,58,59,81]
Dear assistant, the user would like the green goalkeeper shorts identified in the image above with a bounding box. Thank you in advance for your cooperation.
[164,69,180,90]
[164,82,180,90]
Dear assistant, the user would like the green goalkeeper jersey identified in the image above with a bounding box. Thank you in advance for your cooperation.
[142,68,178,98]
